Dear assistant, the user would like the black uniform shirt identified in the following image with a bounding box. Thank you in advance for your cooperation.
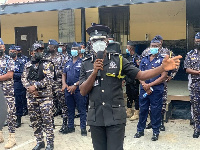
[79,53,140,126]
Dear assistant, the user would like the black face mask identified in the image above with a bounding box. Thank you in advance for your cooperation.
[0,49,4,57]
[9,52,17,58]
[31,52,43,63]
[195,42,200,50]
[17,53,22,57]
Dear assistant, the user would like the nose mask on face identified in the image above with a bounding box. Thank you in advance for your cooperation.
[108,40,114,43]
[17,53,22,57]
[126,49,130,54]
[0,49,4,57]
[58,48,62,53]
[92,40,107,53]
[31,52,43,63]
[71,50,78,57]
[195,42,200,50]
[150,48,159,55]
[9,52,17,58]
[81,49,85,53]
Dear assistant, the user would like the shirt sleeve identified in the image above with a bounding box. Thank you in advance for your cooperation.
[184,54,191,69]
[7,58,15,72]
[122,57,140,80]
[79,62,87,85]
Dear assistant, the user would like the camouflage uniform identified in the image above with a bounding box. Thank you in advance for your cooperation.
[45,52,67,118]
[0,54,16,133]
[21,60,55,145]
[140,47,178,113]
[184,49,200,132]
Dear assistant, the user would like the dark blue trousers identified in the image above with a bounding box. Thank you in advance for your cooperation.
[137,90,163,134]
[65,90,87,129]
[14,89,24,116]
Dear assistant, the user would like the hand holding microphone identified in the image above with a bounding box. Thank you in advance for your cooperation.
[93,51,104,76]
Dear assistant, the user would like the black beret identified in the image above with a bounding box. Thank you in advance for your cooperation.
[127,40,136,46]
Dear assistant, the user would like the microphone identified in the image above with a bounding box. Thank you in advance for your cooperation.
[97,51,104,77]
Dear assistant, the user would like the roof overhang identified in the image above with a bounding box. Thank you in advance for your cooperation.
[0,0,183,15]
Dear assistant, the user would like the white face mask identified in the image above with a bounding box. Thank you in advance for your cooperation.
[92,40,107,53]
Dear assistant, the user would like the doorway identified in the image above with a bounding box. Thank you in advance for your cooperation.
[15,26,37,57]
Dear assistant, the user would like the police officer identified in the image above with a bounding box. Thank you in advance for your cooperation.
[125,41,140,121]
[15,46,30,116]
[22,42,55,150]
[141,35,179,131]
[62,42,87,136]
[184,32,200,138]
[45,39,63,119]
[79,23,181,150]
[0,38,17,149]
[57,42,69,133]
[9,45,24,128]
[134,38,167,141]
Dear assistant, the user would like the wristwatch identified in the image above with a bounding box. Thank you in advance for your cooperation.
[74,83,78,86]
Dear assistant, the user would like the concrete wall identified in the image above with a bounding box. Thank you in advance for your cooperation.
[74,9,82,42]
[1,11,58,44]
[130,0,186,41]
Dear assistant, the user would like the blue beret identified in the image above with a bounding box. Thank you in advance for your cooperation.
[151,38,161,44]
[0,38,4,45]
[48,39,58,46]
[195,32,200,39]
[9,45,16,50]
[72,42,81,48]
[154,35,163,41]
[15,46,22,51]
[86,23,111,37]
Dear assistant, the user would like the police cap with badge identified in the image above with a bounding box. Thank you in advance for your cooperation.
[48,39,58,46]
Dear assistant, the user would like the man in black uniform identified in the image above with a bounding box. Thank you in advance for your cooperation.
[79,23,182,150]
[125,41,140,121]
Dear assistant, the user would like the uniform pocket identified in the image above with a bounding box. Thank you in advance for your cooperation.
[87,101,96,121]
[112,105,126,120]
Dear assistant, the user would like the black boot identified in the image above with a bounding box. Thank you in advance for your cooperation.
[151,133,159,141]
[190,119,194,125]
[193,131,199,138]
[32,141,45,150]
[16,116,22,128]
[160,114,165,131]
[146,122,152,129]
[45,144,54,150]
[59,118,67,133]
[81,128,87,136]
[134,132,144,138]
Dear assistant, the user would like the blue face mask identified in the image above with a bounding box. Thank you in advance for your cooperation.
[126,49,130,54]
[108,40,114,43]
[150,48,159,55]
[58,47,62,53]
[71,50,78,57]
[81,49,85,53]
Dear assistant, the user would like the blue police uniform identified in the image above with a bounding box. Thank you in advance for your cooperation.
[13,57,25,117]
[137,54,164,135]
[16,46,30,115]
[63,57,86,130]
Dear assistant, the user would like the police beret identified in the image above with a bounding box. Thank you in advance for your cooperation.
[15,46,22,51]
[195,32,200,39]
[48,39,58,46]
[0,38,4,45]
[9,45,16,50]
[154,35,163,41]
[31,43,44,51]
[151,38,161,43]
[127,41,136,46]
[72,42,81,48]
[59,42,64,46]
[86,23,111,37]
[107,34,114,38]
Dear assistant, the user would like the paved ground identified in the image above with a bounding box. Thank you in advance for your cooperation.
[0,115,200,150]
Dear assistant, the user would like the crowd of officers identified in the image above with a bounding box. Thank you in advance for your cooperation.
[0,23,196,150]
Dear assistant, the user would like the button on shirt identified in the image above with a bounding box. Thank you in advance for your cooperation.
[139,54,164,91]
[64,57,82,88]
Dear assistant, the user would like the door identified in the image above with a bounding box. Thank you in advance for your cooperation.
[15,26,37,57]
[99,6,130,54]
